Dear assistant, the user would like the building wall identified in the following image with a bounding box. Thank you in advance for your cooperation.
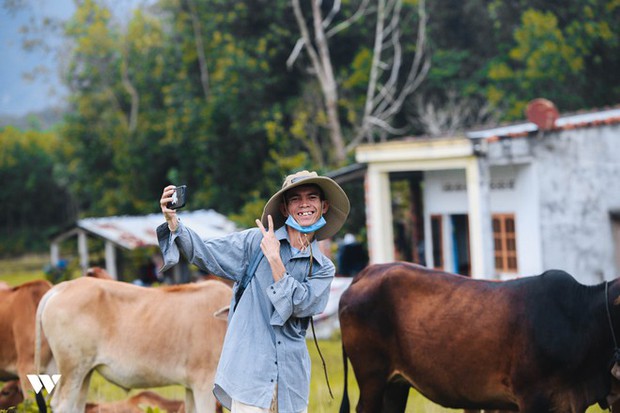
[533,124,620,284]
[423,169,466,273]
[423,164,543,278]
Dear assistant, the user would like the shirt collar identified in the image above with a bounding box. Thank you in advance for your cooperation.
[275,225,325,264]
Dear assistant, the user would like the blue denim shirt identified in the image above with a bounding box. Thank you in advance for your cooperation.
[157,221,334,413]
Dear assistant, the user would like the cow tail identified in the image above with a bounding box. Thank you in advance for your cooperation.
[339,342,350,413]
[35,390,47,413]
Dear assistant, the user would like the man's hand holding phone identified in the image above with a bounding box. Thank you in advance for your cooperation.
[160,185,187,232]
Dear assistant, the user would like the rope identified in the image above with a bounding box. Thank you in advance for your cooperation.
[606,281,620,413]
[606,281,619,350]
[308,239,334,399]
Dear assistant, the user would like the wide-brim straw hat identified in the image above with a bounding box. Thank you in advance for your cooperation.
[261,170,350,240]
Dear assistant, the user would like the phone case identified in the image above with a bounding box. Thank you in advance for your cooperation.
[168,185,187,209]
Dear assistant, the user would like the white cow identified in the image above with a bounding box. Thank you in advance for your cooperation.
[36,277,231,413]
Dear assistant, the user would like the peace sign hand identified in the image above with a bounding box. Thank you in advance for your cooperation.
[255,215,281,262]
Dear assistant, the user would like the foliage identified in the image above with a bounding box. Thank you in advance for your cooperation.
[482,0,620,119]
[0,126,76,256]
[1,0,619,251]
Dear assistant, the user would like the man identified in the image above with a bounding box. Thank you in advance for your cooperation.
[157,170,350,413]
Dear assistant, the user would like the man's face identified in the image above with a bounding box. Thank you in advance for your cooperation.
[281,184,329,227]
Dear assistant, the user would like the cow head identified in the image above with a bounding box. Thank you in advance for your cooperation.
[85,267,114,280]
[613,361,620,381]
[605,376,620,410]
[0,380,23,410]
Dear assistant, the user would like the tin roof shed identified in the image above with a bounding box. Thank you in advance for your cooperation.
[50,209,238,280]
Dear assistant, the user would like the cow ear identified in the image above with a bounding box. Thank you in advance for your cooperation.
[612,363,620,380]
[213,306,230,320]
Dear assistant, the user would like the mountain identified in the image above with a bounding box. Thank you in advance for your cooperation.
[0,106,66,130]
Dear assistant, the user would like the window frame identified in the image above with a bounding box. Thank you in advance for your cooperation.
[492,213,518,273]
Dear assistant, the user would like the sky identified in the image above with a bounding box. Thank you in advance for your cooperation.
[0,0,150,117]
[0,0,74,117]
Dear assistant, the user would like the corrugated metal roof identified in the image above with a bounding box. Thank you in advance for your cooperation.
[466,106,620,140]
[77,209,238,250]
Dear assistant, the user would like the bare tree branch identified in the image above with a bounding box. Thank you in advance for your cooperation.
[289,0,430,163]
[325,0,372,37]
[322,0,341,27]
[349,0,429,150]
[287,0,372,70]
[186,0,210,101]
[291,0,346,164]
[412,91,501,137]
[120,49,139,132]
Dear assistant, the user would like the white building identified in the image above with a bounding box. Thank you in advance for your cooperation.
[356,104,620,284]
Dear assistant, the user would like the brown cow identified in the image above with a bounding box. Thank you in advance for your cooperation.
[85,390,184,413]
[85,267,115,280]
[0,380,23,410]
[338,263,620,413]
[36,277,230,413]
[0,280,53,408]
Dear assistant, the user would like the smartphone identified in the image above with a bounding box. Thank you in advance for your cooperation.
[167,185,187,210]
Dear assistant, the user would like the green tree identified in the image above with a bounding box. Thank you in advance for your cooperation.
[0,126,75,255]
[484,1,620,119]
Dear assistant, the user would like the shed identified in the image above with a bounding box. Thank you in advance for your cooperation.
[356,103,620,284]
[50,209,238,279]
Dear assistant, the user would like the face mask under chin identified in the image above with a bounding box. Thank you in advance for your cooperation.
[285,215,326,234]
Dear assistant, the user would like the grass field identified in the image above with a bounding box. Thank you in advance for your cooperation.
[82,337,606,412]
[0,256,607,412]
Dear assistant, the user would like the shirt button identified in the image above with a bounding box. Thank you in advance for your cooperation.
[277,341,281,345]
[271,379,274,382]
[275,361,278,365]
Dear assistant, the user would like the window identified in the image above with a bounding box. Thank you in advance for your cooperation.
[493,214,518,273]
[431,215,443,269]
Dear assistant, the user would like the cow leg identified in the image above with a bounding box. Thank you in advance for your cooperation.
[50,368,93,412]
[191,388,218,413]
[518,396,552,413]
[354,373,390,413]
[184,388,197,413]
[381,380,410,413]
[16,344,38,402]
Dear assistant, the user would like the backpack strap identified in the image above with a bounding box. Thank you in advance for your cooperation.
[233,248,263,311]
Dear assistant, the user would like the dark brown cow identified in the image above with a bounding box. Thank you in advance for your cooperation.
[338,263,620,413]
[0,380,22,410]
[0,280,53,409]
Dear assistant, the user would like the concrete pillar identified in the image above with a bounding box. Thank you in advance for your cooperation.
[105,241,118,280]
[50,242,60,266]
[466,156,494,278]
[366,167,394,264]
[77,230,89,275]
